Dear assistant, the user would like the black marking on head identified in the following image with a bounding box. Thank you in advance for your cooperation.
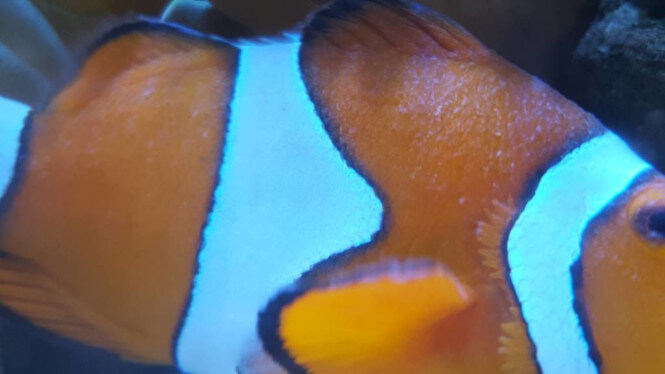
[573,169,658,372]
[570,257,604,372]
[258,287,309,374]
[583,170,658,243]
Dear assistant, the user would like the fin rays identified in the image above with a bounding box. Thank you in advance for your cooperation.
[306,0,488,59]
[477,197,538,374]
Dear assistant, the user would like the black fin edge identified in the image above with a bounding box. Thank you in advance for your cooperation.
[303,0,417,43]
[258,287,309,374]
[256,258,453,374]
[497,129,610,374]
[85,18,237,59]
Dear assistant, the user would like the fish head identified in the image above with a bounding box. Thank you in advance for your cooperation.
[578,173,665,371]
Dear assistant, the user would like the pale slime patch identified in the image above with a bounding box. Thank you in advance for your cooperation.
[176,41,383,373]
[0,96,28,197]
[507,132,650,374]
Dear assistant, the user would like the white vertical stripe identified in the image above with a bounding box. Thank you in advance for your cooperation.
[176,41,383,373]
[0,95,28,197]
[507,132,651,374]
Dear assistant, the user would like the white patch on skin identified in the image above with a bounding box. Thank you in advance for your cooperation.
[507,132,651,374]
[0,95,29,197]
[176,41,383,373]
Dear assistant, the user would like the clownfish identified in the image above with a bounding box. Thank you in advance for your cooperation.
[0,0,664,373]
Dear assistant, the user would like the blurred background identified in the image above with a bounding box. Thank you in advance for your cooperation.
[0,0,663,372]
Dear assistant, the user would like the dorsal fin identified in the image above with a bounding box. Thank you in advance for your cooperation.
[303,0,489,59]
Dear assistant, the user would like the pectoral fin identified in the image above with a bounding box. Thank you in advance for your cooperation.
[259,261,474,374]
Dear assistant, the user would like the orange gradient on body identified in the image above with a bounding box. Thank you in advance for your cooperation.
[581,176,665,373]
[300,2,603,371]
[0,28,236,363]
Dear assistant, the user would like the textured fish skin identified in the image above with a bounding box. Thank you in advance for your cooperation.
[0,1,664,374]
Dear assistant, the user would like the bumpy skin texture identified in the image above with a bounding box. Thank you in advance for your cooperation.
[3,1,665,373]
[0,25,237,364]
[270,1,604,372]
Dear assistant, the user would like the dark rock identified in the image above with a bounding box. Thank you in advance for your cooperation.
[631,0,665,17]
[566,0,665,170]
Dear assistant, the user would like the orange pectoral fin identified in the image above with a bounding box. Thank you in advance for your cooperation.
[259,261,475,374]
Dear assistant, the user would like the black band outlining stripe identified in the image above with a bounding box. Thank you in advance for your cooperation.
[255,2,395,372]
[0,20,240,369]
[71,20,243,367]
[259,0,612,372]
[573,169,658,372]
[499,132,604,374]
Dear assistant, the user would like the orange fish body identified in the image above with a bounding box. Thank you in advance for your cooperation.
[0,1,663,373]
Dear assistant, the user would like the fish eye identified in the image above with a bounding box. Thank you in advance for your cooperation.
[634,206,665,242]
